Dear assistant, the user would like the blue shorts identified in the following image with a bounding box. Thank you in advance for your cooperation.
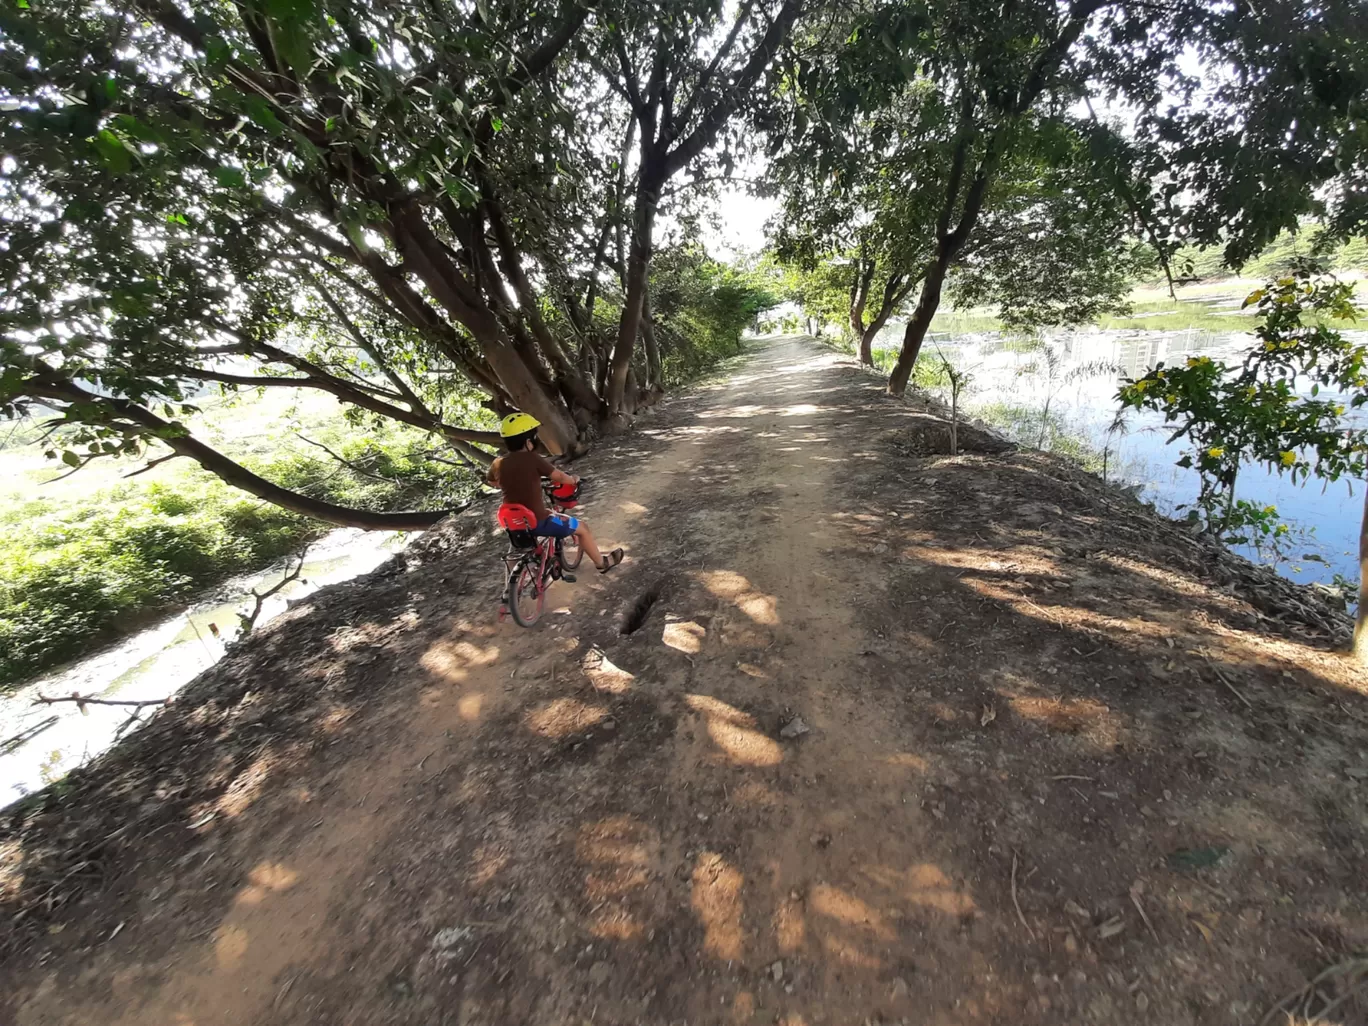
[536,513,578,538]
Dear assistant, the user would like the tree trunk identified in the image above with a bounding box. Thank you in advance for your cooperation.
[887,258,950,396]
[849,265,872,364]
[607,177,661,414]
[642,288,663,389]
[479,328,582,455]
[34,381,453,531]
[1354,487,1368,662]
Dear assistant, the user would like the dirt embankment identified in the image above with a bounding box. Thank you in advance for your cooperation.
[3,337,1366,1026]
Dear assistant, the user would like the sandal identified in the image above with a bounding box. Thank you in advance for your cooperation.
[599,548,624,574]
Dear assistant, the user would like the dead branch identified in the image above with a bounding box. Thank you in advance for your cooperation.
[296,434,397,483]
[236,545,310,637]
[123,453,182,478]
[32,692,171,739]
[32,693,169,712]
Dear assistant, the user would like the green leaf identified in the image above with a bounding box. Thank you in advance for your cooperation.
[91,129,132,174]
[16,0,30,8]
[61,450,81,467]
[243,96,285,137]
[213,166,247,189]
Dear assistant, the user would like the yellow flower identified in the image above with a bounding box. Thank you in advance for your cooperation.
[1263,505,1277,516]
[1280,451,1296,466]
[1207,446,1225,458]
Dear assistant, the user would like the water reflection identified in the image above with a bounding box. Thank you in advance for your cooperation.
[875,325,1368,590]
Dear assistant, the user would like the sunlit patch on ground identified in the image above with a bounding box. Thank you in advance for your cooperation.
[865,863,977,916]
[525,697,607,738]
[691,852,745,960]
[215,752,275,818]
[235,862,299,907]
[698,569,780,625]
[662,618,705,654]
[685,693,783,766]
[582,648,635,692]
[419,638,501,682]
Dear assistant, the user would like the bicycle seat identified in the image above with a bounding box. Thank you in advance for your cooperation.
[497,503,539,549]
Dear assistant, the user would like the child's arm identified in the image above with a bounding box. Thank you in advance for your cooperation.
[534,454,578,487]
[486,456,502,487]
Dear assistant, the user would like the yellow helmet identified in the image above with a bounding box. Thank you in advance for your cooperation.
[499,412,541,438]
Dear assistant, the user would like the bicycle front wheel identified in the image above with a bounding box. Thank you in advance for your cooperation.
[508,558,545,627]
[558,534,583,571]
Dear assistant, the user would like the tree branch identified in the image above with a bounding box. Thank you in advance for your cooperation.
[664,0,803,175]
[23,378,456,531]
[501,2,594,98]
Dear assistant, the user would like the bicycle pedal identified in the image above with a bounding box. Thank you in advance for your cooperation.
[560,573,576,584]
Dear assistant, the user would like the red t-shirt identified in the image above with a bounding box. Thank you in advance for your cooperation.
[492,450,555,521]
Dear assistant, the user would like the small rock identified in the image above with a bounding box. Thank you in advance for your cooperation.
[1064,933,1079,955]
[432,926,474,949]
[810,833,832,848]
[1098,916,1126,939]
[891,977,910,1000]
[601,718,617,732]
[589,961,611,986]
[779,716,811,740]
[1346,767,1368,780]
[1135,992,1150,1012]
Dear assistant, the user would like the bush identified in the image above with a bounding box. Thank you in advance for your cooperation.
[0,426,479,688]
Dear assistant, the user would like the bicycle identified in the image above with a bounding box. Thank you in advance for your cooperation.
[497,480,583,628]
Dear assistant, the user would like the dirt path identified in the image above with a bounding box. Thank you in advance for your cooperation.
[7,337,1368,1025]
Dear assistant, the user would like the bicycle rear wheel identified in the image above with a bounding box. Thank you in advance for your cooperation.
[558,534,583,571]
[508,558,544,627]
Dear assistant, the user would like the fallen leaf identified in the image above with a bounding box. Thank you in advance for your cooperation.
[1190,917,1214,944]
[1167,846,1229,870]
[980,704,997,726]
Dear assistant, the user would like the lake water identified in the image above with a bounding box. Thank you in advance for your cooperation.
[873,325,1368,592]
[0,527,411,807]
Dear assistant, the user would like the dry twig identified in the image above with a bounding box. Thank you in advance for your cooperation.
[1011,851,1035,940]
[1202,654,1253,709]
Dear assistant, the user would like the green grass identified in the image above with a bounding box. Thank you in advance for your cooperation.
[0,389,482,689]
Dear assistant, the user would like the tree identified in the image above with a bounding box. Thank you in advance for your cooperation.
[1118,271,1368,659]
[0,0,805,528]
[770,0,1368,396]
[597,0,803,413]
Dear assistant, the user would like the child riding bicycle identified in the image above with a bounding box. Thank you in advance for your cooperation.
[489,412,624,575]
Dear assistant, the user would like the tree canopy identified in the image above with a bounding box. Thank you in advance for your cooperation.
[2,0,1366,528]
[765,0,1368,390]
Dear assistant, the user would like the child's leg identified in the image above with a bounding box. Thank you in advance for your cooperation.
[574,523,623,571]
[574,522,603,567]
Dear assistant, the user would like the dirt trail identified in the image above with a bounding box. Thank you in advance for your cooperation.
[6,337,1368,1026]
